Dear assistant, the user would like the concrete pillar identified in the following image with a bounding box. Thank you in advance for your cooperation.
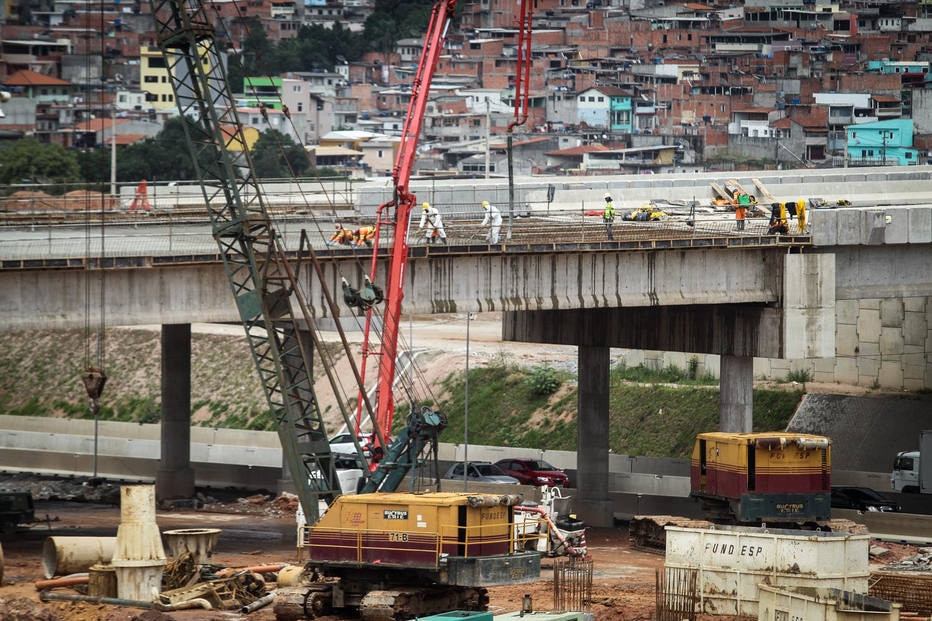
[156,323,195,501]
[720,354,753,432]
[576,344,614,527]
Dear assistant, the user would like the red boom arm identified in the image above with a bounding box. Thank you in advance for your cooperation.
[356,0,457,457]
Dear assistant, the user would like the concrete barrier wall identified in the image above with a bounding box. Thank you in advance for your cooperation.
[6,414,932,539]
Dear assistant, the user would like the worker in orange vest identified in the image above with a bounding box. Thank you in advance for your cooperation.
[353,225,376,248]
[328,223,354,246]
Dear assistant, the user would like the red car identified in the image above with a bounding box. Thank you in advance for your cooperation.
[494,458,569,487]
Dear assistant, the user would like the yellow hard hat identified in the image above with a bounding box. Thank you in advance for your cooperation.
[422,202,429,210]
[482,201,489,208]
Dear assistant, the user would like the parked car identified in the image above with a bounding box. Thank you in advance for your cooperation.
[329,432,374,457]
[443,461,519,484]
[831,486,900,512]
[494,458,569,487]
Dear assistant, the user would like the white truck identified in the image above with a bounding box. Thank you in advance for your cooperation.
[891,429,932,494]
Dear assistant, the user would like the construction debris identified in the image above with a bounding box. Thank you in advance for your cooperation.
[878,547,932,572]
[0,595,58,621]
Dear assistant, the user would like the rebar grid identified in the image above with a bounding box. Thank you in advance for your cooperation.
[553,556,593,613]
[655,566,699,621]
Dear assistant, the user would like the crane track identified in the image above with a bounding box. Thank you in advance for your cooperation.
[358,586,488,621]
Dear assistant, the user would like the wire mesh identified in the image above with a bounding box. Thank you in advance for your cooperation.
[553,556,593,613]
[0,208,810,261]
[655,566,699,621]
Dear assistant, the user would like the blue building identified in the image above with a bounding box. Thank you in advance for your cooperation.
[576,86,633,132]
[846,119,918,166]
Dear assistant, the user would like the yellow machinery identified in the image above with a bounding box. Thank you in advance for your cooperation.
[624,202,667,222]
[300,492,542,619]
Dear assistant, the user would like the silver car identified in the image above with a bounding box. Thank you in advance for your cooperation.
[329,432,373,457]
[443,461,520,484]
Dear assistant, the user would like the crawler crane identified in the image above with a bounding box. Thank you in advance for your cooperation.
[150,0,543,617]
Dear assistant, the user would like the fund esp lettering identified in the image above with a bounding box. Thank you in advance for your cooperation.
[704,542,764,557]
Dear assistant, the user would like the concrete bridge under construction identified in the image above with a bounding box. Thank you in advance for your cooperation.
[2,166,932,526]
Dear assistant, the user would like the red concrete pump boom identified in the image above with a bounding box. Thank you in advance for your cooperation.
[509,0,533,132]
[357,0,457,455]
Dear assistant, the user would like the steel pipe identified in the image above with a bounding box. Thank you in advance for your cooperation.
[38,589,153,609]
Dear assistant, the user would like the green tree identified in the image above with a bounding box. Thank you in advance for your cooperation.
[251,129,310,178]
[75,148,111,187]
[364,12,401,67]
[0,138,81,188]
[117,117,197,182]
[241,17,273,77]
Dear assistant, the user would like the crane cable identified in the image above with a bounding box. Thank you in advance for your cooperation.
[223,11,442,433]
[224,10,386,428]
[81,6,109,480]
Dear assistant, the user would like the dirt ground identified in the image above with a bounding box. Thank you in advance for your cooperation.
[0,492,924,621]
[0,494,664,621]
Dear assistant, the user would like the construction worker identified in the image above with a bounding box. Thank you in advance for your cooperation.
[603,192,616,240]
[767,203,788,235]
[418,202,447,244]
[796,198,807,233]
[353,225,376,248]
[734,192,747,231]
[328,223,354,246]
[480,200,502,244]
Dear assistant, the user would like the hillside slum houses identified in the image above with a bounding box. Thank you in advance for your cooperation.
[2,0,932,176]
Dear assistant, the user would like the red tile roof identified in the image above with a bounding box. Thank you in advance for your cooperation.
[3,69,71,87]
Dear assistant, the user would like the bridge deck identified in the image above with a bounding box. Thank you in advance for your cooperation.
[0,210,811,270]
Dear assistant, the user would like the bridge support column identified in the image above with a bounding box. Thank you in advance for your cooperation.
[156,323,196,501]
[720,355,753,432]
[576,344,613,527]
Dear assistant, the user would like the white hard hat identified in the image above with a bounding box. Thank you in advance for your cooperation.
[604,192,612,200]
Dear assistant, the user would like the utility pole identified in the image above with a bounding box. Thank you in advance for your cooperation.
[484,98,490,179]
[881,130,892,166]
[110,111,117,199]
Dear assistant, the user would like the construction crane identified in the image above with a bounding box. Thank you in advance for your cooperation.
[148,0,362,523]
[151,3,545,617]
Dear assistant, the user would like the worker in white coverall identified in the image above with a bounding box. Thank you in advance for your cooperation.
[418,202,447,244]
[480,200,502,244]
